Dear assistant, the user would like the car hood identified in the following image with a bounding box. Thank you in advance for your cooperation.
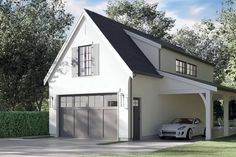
[161,123,191,130]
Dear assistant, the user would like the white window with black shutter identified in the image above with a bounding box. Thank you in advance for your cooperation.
[72,44,99,77]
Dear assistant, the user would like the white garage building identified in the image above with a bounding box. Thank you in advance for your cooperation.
[44,9,236,141]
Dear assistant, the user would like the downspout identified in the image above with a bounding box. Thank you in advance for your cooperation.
[129,76,133,141]
[158,48,161,71]
[117,89,121,141]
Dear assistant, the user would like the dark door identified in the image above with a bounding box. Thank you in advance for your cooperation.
[133,98,141,140]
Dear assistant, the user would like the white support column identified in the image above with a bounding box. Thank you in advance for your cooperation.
[205,91,213,140]
[223,95,229,136]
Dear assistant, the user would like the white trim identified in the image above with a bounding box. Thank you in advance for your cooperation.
[158,71,217,92]
[44,9,133,84]
[124,30,162,48]
[205,91,213,140]
[199,93,206,105]
[44,12,86,85]
[160,89,208,95]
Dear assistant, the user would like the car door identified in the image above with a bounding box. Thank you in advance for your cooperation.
[193,119,202,135]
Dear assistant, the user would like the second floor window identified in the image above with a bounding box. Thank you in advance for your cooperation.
[187,63,197,77]
[176,59,197,77]
[72,44,99,77]
[79,45,92,76]
[176,60,187,74]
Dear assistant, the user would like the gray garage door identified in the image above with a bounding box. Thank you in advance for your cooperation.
[59,94,118,139]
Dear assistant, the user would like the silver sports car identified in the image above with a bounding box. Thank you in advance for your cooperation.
[159,118,205,140]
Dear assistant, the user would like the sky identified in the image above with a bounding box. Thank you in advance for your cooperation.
[64,0,222,32]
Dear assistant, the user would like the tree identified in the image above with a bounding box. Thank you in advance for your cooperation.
[219,0,236,87]
[0,0,74,111]
[172,21,230,83]
[106,0,175,38]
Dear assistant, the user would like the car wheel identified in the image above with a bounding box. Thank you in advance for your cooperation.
[201,128,206,137]
[186,129,193,140]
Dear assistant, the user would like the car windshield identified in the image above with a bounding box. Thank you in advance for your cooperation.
[171,118,194,124]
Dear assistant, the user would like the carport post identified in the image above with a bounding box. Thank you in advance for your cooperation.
[205,91,213,140]
[223,95,229,136]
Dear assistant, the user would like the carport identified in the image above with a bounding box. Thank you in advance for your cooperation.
[159,71,236,140]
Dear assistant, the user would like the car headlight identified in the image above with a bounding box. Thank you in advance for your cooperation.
[177,126,186,130]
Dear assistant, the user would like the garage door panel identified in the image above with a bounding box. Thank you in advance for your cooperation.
[89,109,103,138]
[75,109,89,138]
[104,109,117,139]
[60,109,74,137]
[59,94,117,139]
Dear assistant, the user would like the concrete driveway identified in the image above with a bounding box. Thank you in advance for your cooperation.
[0,137,203,157]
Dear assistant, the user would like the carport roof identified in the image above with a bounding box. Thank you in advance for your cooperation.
[162,71,236,93]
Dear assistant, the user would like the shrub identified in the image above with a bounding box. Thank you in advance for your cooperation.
[0,112,49,138]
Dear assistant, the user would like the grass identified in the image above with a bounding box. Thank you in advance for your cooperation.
[95,135,236,157]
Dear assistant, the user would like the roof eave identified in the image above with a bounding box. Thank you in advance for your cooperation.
[217,86,236,93]
[43,10,87,85]
[133,70,163,78]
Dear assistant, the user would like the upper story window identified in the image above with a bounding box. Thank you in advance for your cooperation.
[72,44,99,77]
[187,63,197,77]
[176,60,187,74]
[79,45,92,76]
[176,59,197,77]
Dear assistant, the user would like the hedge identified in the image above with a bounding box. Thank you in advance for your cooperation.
[0,112,49,138]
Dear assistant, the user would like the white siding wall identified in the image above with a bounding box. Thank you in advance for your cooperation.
[132,75,205,139]
[160,48,214,82]
[48,16,131,140]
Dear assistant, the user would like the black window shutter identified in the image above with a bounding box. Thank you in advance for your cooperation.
[91,44,99,75]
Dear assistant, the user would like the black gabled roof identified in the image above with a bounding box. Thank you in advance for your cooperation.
[85,9,214,69]
[85,9,162,77]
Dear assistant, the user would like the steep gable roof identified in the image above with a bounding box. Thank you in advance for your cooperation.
[44,9,214,84]
[85,9,162,77]
[85,9,214,67]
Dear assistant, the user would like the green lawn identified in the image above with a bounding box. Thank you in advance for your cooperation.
[97,135,236,157]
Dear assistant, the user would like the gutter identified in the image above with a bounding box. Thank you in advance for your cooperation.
[133,70,163,79]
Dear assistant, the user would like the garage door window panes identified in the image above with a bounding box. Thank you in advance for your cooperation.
[89,96,95,107]
[81,96,89,107]
[60,97,67,107]
[67,97,73,107]
[95,96,104,107]
[75,96,80,107]
[60,96,74,107]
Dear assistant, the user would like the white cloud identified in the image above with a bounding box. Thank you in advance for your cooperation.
[146,0,161,4]
[165,10,199,33]
[189,5,206,15]
[64,0,107,21]
[63,0,199,34]
[64,0,107,34]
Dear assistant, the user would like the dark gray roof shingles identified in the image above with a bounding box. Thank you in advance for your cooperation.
[85,9,162,77]
[85,9,236,93]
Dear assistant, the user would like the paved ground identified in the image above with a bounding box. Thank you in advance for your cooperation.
[0,137,203,157]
